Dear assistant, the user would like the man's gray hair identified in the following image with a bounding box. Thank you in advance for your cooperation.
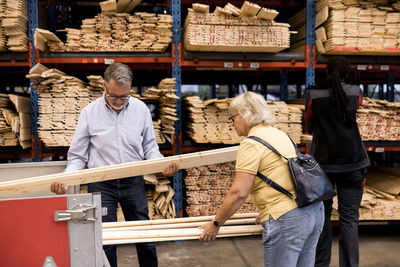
[104,63,133,86]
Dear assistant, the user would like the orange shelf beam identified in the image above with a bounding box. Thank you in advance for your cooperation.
[38,56,173,64]
[0,61,30,67]
[181,60,307,70]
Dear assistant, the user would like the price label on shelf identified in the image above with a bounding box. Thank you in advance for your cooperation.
[104,59,115,65]
[224,62,234,68]
[375,147,385,153]
[380,65,389,71]
[357,65,367,70]
[250,62,260,69]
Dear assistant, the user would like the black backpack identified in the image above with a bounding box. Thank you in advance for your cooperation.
[248,136,336,207]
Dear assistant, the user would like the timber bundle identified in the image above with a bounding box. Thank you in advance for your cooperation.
[27,63,175,147]
[184,2,292,52]
[290,0,400,54]
[357,97,400,141]
[0,0,28,52]
[332,166,400,220]
[102,213,261,244]
[0,94,30,148]
[35,9,172,52]
[184,97,303,144]
[185,162,257,217]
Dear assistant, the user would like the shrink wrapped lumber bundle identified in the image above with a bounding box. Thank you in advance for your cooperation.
[332,166,400,221]
[356,98,400,141]
[185,162,257,216]
[184,2,290,52]
[296,0,400,55]
[38,10,171,52]
[0,0,28,52]
[0,93,30,148]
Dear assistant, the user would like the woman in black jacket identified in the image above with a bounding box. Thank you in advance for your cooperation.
[305,56,370,267]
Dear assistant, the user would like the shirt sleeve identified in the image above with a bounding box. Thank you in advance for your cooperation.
[235,141,262,175]
[64,109,90,172]
[142,107,163,160]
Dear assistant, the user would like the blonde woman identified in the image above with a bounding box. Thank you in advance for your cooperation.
[199,92,324,267]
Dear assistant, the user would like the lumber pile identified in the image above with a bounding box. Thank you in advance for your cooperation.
[184,96,303,144]
[268,101,303,144]
[332,166,400,221]
[0,146,238,198]
[357,97,400,141]
[0,0,28,52]
[144,174,176,220]
[38,10,172,52]
[0,93,30,148]
[184,2,292,52]
[27,64,90,147]
[185,161,257,216]
[102,213,261,244]
[185,96,242,144]
[290,0,400,55]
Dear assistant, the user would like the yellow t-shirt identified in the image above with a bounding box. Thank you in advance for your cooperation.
[235,124,298,222]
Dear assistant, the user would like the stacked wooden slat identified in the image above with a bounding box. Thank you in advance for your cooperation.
[332,166,400,221]
[357,98,400,141]
[102,213,261,244]
[144,174,176,220]
[41,11,172,52]
[305,0,400,55]
[0,93,30,148]
[268,101,303,144]
[27,63,90,147]
[0,0,6,51]
[185,96,242,144]
[86,75,104,102]
[0,0,28,52]
[184,2,291,52]
[185,161,257,217]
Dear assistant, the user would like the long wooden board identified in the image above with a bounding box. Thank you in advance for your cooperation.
[0,146,238,198]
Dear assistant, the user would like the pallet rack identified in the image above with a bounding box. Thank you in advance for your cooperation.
[0,0,399,216]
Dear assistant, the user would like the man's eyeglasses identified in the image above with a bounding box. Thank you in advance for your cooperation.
[106,92,130,101]
[230,114,239,122]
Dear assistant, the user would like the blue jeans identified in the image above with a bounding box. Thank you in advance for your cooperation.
[88,176,157,267]
[261,202,324,267]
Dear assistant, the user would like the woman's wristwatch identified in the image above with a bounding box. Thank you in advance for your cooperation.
[212,219,220,227]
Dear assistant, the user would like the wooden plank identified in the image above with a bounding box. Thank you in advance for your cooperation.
[117,0,131,12]
[316,6,329,28]
[0,146,238,197]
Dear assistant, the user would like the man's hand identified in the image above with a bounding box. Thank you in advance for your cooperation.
[162,163,179,177]
[199,221,220,242]
[50,182,67,194]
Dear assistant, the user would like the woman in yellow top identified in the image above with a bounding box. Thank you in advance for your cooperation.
[199,91,324,267]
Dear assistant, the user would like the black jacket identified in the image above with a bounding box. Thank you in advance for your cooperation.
[304,83,370,173]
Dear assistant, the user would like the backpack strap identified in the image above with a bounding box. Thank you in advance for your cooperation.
[247,135,295,200]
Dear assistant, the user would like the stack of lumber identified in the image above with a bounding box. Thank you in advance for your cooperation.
[332,166,400,221]
[290,0,400,54]
[185,96,242,144]
[38,11,172,52]
[86,75,104,102]
[184,97,303,144]
[27,63,90,147]
[137,78,178,144]
[185,161,257,216]
[268,101,303,144]
[0,0,28,52]
[0,93,30,148]
[184,2,291,52]
[357,97,400,141]
[102,213,261,244]
[0,0,6,51]
[144,174,176,220]
[152,120,165,144]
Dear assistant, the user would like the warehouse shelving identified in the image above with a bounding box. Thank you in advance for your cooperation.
[0,0,398,217]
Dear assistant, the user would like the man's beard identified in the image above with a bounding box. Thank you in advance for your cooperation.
[109,101,128,110]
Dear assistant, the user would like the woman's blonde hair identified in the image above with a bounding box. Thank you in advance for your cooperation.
[229,92,276,127]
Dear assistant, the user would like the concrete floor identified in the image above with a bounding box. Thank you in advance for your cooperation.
[118,225,400,267]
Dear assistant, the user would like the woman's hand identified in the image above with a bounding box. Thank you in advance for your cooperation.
[50,182,67,194]
[199,221,220,242]
[255,214,261,224]
[162,163,179,177]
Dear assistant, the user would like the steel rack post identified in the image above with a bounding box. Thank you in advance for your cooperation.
[171,0,182,217]
[280,69,288,101]
[29,0,40,161]
[305,0,316,89]
[388,71,395,102]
